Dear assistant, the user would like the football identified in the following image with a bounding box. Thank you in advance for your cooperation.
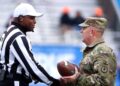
[57,60,79,76]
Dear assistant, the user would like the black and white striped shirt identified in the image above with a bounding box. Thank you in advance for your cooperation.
[0,25,54,85]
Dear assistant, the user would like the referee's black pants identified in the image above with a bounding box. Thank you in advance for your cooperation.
[0,79,29,86]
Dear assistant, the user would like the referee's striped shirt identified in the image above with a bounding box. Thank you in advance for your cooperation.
[0,25,54,85]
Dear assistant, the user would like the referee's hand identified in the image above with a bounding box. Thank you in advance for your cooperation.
[50,79,61,86]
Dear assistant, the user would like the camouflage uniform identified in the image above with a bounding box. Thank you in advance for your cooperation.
[76,17,117,86]
[76,41,116,86]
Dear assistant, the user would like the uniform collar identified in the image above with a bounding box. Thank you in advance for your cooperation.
[84,39,104,53]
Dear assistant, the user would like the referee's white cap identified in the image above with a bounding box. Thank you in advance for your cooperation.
[13,3,43,17]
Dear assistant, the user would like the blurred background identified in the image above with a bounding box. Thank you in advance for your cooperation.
[0,0,120,86]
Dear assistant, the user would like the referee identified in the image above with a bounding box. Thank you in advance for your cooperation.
[0,3,60,86]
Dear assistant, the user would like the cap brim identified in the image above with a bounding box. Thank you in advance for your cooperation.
[78,23,89,28]
[30,13,43,17]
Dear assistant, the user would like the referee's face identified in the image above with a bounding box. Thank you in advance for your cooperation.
[21,15,36,32]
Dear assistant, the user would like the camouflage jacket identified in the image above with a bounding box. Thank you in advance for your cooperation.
[77,41,116,86]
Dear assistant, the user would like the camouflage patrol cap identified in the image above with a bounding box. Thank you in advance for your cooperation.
[79,17,107,29]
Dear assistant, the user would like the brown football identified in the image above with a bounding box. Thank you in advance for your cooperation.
[57,61,79,76]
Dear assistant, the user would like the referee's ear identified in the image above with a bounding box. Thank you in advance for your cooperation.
[18,15,24,22]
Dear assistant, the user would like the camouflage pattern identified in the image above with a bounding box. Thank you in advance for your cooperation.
[79,17,107,29]
[76,41,117,86]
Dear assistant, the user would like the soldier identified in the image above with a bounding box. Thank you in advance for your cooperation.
[61,17,117,86]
